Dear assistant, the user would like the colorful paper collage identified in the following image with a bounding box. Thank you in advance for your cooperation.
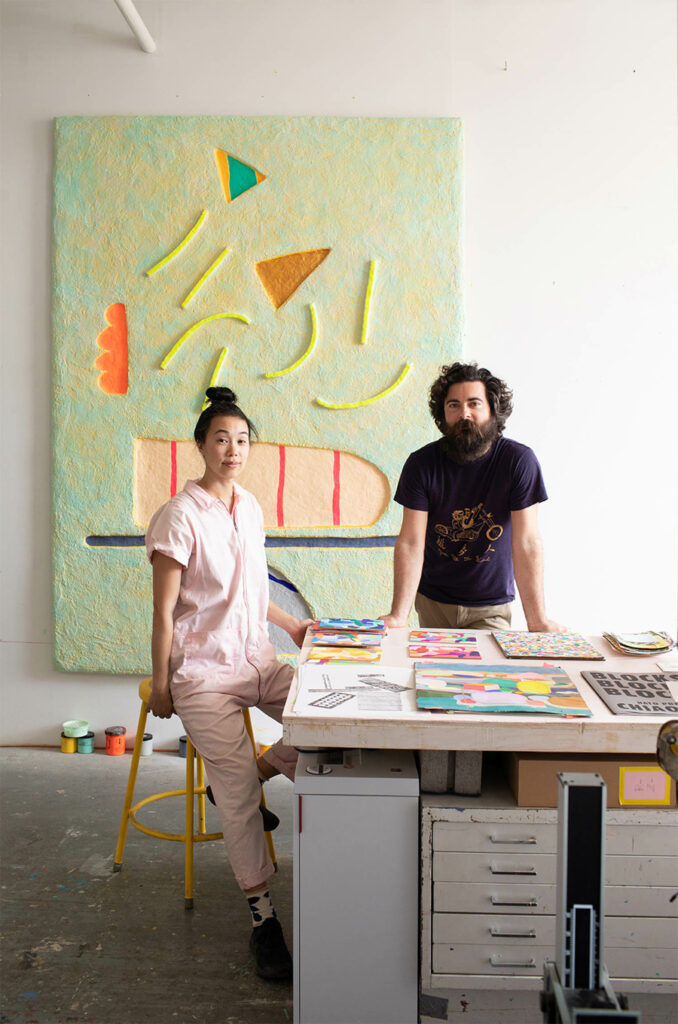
[314,617,385,632]
[310,631,382,647]
[415,663,591,716]
[409,644,481,659]
[409,630,476,644]
[492,631,604,661]
[408,628,480,660]
[306,646,382,664]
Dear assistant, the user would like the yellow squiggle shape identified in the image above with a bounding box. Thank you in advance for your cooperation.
[160,313,250,370]
[360,260,377,345]
[264,304,318,378]
[202,347,229,409]
[315,363,412,409]
[181,247,231,308]
[145,210,208,276]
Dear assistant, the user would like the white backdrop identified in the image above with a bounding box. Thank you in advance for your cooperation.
[1,0,676,746]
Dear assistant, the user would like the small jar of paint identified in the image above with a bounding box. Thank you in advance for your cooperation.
[140,733,153,757]
[77,731,95,754]
[105,726,126,755]
[178,735,188,758]
[62,719,88,738]
[60,731,77,754]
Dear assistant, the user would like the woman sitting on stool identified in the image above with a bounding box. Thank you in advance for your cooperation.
[146,386,311,979]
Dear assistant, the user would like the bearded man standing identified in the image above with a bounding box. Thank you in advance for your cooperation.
[384,362,565,634]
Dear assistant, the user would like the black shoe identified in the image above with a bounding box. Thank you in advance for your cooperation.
[249,917,293,980]
[205,785,279,832]
[259,803,280,832]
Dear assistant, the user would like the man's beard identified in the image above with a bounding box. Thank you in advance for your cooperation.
[441,417,500,463]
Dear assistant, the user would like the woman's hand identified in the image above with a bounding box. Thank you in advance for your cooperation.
[267,601,314,649]
[288,617,314,650]
[147,685,174,719]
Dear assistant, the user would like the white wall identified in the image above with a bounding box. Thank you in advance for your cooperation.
[1,0,676,746]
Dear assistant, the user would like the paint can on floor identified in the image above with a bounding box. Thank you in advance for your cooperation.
[77,731,95,754]
[62,719,88,738]
[60,732,77,754]
[179,735,187,758]
[140,733,153,756]
[105,726,126,755]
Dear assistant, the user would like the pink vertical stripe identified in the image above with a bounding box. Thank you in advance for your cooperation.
[332,450,341,525]
[277,445,286,527]
[170,441,178,496]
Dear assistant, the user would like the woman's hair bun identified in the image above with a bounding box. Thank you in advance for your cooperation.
[205,386,237,405]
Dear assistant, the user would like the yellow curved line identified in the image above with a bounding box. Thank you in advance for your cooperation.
[315,363,412,409]
[181,247,230,308]
[202,347,229,409]
[145,210,208,276]
[360,260,377,345]
[160,313,250,370]
[264,304,318,378]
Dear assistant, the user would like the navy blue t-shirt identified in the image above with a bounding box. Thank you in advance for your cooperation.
[394,437,547,606]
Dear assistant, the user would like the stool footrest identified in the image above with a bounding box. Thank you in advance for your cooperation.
[114,685,276,905]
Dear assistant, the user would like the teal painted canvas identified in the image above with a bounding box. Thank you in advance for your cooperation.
[52,116,463,672]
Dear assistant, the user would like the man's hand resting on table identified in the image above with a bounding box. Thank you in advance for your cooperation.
[527,618,568,634]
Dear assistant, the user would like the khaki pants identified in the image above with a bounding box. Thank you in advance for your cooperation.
[172,656,296,892]
[414,592,512,631]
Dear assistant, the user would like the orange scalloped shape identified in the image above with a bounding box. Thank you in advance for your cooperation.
[95,303,128,395]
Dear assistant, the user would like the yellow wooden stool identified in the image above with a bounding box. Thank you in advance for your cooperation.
[113,677,276,909]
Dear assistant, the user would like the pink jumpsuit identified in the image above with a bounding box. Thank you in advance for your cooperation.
[146,479,298,891]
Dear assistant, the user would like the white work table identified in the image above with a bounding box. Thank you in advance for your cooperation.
[283,627,676,753]
[286,629,678,1022]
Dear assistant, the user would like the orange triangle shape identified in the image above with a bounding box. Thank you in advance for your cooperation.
[255,249,331,309]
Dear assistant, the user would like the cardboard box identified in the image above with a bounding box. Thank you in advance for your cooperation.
[506,752,676,808]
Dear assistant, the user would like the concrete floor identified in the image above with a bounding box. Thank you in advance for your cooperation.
[0,747,294,1024]
[3,748,677,1024]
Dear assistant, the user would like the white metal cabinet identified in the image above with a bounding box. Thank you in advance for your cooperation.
[294,749,419,1024]
[421,778,678,995]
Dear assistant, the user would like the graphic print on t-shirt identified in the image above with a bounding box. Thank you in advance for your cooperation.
[434,502,503,563]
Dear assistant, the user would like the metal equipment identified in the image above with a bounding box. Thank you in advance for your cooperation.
[541,772,641,1023]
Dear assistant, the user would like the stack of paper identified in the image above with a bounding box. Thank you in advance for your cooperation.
[492,631,604,661]
[415,662,591,716]
[306,618,385,664]
[408,629,481,660]
[602,631,673,657]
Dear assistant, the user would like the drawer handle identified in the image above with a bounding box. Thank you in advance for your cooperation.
[491,896,538,907]
[490,955,536,969]
[490,834,537,845]
[490,926,537,938]
[490,863,537,876]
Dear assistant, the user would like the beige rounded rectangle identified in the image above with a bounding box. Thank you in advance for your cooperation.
[134,438,390,529]
[238,443,280,525]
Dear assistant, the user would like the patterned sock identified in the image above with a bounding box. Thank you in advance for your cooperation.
[247,885,277,927]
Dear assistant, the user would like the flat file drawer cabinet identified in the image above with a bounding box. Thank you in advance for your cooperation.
[421,784,678,994]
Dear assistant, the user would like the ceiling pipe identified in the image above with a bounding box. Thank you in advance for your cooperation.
[114,0,157,53]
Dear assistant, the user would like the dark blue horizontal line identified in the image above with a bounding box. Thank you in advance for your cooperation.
[85,535,397,549]
[266,536,397,548]
[86,536,145,547]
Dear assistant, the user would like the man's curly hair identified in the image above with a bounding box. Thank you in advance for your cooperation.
[428,362,513,435]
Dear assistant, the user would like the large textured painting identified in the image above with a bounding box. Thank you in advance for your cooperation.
[52,116,463,672]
